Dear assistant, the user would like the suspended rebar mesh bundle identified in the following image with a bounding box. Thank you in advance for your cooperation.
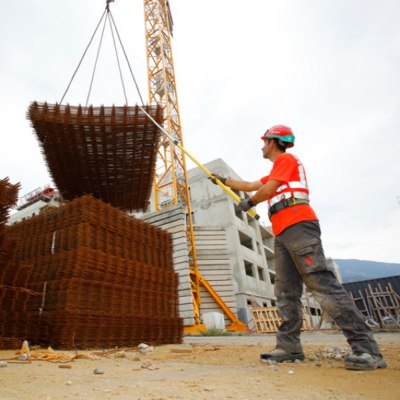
[1,196,182,349]
[27,102,163,212]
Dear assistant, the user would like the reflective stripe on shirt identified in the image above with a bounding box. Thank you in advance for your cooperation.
[268,156,310,208]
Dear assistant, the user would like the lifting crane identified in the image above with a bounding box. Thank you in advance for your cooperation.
[143,0,247,332]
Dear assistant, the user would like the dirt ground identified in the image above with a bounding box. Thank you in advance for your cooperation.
[0,331,399,400]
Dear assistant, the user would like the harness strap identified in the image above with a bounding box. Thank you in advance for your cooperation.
[268,198,309,219]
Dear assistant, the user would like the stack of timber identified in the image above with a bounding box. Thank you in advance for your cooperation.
[28,102,163,212]
[348,281,400,329]
[252,306,311,334]
[1,196,182,349]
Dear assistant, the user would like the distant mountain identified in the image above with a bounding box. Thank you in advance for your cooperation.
[334,259,400,283]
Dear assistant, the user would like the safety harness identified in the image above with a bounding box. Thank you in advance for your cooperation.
[268,156,310,218]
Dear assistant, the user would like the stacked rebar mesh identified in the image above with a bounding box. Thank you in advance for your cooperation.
[2,195,182,348]
[28,102,163,212]
[0,178,41,349]
[0,178,20,265]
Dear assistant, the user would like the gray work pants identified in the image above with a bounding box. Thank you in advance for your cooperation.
[274,221,381,355]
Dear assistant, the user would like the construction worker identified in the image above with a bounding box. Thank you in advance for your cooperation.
[209,125,387,371]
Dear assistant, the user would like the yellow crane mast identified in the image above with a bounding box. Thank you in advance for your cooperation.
[143,0,246,332]
[143,0,202,330]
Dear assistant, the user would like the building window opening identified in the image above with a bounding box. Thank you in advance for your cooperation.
[233,203,245,220]
[269,272,275,284]
[244,261,254,277]
[267,258,275,271]
[257,266,265,281]
[310,307,322,316]
[249,217,258,230]
[239,230,253,250]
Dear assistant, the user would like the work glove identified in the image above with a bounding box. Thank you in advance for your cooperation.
[208,173,226,185]
[238,198,254,212]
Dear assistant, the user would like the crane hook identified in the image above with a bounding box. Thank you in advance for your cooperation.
[106,0,115,11]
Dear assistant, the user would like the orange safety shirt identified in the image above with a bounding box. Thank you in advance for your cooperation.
[260,153,318,236]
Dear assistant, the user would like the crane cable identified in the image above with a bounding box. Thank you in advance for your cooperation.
[84,10,108,108]
[59,8,107,104]
[60,2,145,107]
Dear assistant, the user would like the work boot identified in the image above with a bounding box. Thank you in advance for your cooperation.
[260,348,305,363]
[344,352,387,370]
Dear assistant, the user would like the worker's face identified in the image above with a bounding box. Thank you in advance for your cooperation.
[262,139,272,159]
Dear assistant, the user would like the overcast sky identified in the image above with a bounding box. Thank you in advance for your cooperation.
[1,1,399,263]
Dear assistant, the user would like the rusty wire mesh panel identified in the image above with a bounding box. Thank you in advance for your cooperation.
[38,312,183,349]
[0,177,41,348]
[0,196,182,348]
[0,310,42,349]
[29,278,179,318]
[27,102,163,212]
[6,196,173,269]
[2,248,177,292]
[0,286,39,313]
[0,285,42,349]
[0,177,20,226]
[0,178,20,270]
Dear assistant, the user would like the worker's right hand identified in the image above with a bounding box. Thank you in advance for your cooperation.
[208,173,226,185]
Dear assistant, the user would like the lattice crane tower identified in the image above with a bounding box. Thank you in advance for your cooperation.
[143,0,247,332]
[143,0,202,328]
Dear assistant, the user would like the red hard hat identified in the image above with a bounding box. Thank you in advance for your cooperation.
[261,125,295,148]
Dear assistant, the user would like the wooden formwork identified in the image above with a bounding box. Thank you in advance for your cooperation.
[350,283,400,329]
[366,283,400,328]
[251,306,312,334]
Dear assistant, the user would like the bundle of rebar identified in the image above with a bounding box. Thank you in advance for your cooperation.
[27,102,163,212]
[1,196,182,349]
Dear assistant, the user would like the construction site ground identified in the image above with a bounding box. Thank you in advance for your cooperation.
[0,331,399,400]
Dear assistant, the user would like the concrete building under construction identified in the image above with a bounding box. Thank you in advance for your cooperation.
[188,158,276,324]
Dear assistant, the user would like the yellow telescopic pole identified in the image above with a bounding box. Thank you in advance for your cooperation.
[139,105,260,220]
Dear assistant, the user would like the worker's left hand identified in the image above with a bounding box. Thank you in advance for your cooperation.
[238,198,254,212]
[208,173,226,185]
